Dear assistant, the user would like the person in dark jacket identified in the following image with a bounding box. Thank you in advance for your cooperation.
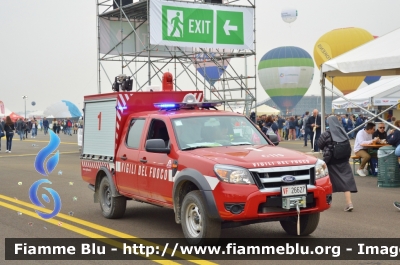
[277,116,285,140]
[387,120,400,156]
[288,116,296,140]
[43,117,49,135]
[306,109,322,152]
[25,119,31,139]
[372,122,387,140]
[355,114,364,135]
[4,116,15,153]
[318,115,357,212]
[0,122,4,151]
[262,115,278,139]
[15,118,24,140]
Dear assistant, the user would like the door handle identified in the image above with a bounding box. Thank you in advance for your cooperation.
[140,158,147,163]
[120,155,127,161]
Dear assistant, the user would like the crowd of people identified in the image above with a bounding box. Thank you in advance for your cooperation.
[0,116,81,153]
[254,110,400,212]
[255,109,323,151]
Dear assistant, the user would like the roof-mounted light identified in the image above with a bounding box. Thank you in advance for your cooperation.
[154,103,181,110]
[154,93,223,111]
[183,93,197,104]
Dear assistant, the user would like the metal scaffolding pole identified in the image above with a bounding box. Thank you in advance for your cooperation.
[96,0,256,106]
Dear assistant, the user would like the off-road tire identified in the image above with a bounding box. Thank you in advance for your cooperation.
[181,190,221,245]
[99,177,126,219]
[280,212,320,236]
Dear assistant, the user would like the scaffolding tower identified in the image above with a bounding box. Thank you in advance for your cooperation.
[96,0,257,113]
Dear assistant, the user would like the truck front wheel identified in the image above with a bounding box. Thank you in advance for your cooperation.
[181,190,221,245]
[280,212,320,236]
[99,177,126,219]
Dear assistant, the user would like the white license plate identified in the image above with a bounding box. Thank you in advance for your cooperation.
[281,184,307,197]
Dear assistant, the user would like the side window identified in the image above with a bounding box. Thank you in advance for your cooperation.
[147,119,170,147]
[126,119,145,149]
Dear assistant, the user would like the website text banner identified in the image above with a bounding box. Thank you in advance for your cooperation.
[150,0,254,50]
[6,238,400,260]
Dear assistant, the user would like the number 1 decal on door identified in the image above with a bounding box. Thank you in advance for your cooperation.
[97,112,102,130]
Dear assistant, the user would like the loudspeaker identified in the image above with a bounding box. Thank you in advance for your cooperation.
[122,77,133,91]
[112,77,119,92]
[113,0,133,9]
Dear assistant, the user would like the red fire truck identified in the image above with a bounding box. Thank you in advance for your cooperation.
[80,89,332,245]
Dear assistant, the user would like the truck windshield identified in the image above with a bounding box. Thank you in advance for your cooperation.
[172,116,269,150]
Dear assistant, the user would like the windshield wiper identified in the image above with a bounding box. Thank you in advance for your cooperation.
[181,146,214,151]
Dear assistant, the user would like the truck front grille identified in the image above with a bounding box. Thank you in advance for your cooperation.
[249,165,315,190]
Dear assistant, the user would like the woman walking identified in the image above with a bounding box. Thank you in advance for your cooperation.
[318,115,357,212]
[4,116,15,153]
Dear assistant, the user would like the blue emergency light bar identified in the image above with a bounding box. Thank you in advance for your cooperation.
[154,93,223,110]
[154,101,223,110]
[154,103,181,110]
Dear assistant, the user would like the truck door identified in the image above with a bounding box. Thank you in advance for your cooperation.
[138,118,174,206]
[115,118,145,196]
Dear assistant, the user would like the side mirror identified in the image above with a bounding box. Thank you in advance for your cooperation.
[267,134,279,146]
[145,139,170,154]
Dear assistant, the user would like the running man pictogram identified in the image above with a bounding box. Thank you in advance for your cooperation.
[169,11,183,37]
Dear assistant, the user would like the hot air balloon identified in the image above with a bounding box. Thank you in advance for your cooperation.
[258,46,314,112]
[313,27,374,94]
[281,8,297,24]
[192,53,230,87]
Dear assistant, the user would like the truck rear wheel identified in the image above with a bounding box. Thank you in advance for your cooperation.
[181,190,221,245]
[280,212,320,236]
[99,177,126,219]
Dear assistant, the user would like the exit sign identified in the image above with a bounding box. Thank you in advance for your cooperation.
[151,0,254,49]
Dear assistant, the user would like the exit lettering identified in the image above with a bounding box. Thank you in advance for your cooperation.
[188,19,211,34]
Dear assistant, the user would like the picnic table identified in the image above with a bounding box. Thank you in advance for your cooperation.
[359,143,391,176]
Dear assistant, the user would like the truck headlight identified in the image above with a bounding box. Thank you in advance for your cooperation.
[214,165,254,184]
[315,159,329,179]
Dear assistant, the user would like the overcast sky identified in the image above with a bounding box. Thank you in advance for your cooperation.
[1,0,400,112]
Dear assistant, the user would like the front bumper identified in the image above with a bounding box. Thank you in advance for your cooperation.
[213,176,332,221]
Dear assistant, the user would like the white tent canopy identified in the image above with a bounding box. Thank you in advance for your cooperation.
[332,77,400,109]
[322,27,400,77]
[321,27,400,130]
[251,105,280,115]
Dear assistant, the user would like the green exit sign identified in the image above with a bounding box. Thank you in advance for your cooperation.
[150,0,254,49]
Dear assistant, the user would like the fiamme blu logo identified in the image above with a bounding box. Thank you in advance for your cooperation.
[29,130,61,219]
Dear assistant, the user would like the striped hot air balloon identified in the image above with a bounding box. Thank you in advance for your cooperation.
[258,46,314,111]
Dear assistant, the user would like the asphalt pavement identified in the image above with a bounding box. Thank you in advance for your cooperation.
[1,131,399,265]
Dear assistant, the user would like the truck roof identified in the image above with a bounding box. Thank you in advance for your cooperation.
[126,109,244,119]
